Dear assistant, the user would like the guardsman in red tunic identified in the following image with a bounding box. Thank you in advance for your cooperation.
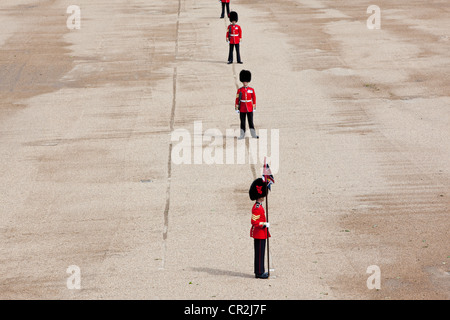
[249,178,270,279]
[235,70,258,139]
[226,11,242,64]
[219,0,230,19]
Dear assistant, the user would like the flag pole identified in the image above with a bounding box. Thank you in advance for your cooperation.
[262,156,274,278]
[265,181,270,278]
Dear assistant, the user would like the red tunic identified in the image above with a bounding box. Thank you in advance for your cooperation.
[235,86,256,113]
[221,0,230,3]
[250,202,271,239]
[226,24,242,44]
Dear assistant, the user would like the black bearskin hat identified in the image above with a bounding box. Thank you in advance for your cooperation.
[229,11,238,22]
[239,70,251,83]
[249,178,267,201]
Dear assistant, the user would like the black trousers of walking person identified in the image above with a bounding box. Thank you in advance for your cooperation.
[220,2,230,18]
[254,239,266,276]
[228,43,241,63]
[239,111,256,137]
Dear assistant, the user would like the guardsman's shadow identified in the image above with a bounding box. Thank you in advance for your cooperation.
[191,267,254,279]
[178,58,226,64]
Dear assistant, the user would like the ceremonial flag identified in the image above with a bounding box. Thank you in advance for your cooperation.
[262,157,275,190]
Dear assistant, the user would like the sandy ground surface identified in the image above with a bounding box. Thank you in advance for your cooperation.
[0,0,449,300]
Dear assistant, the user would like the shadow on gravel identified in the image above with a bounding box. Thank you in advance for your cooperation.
[191,267,254,279]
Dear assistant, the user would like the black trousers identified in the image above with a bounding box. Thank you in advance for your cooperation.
[254,239,266,275]
[239,111,255,136]
[228,43,241,63]
[221,3,230,18]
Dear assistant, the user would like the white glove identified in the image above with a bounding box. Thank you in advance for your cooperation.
[259,222,270,228]
[235,109,240,114]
